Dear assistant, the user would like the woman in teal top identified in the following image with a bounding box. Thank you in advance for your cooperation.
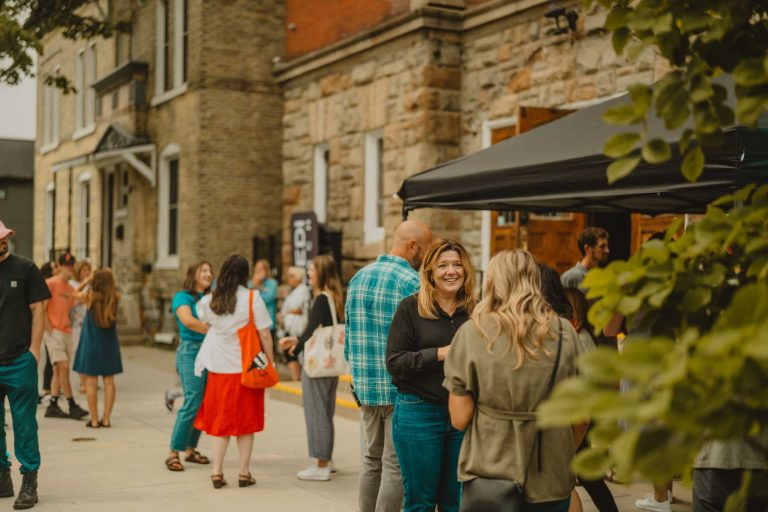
[251,259,278,328]
[165,261,214,472]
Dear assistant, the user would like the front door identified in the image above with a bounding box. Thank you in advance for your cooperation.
[489,106,582,271]
[101,170,115,268]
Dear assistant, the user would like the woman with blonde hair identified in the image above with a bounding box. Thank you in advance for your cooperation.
[279,254,344,481]
[444,249,585,512]
[72,268,123,428]
[386,239,476,512]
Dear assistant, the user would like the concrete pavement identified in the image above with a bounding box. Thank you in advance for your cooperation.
[2,345,691,511]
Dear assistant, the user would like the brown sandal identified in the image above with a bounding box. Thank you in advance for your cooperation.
[165,456,184,472]
[185,450,210,464]
[238,473,256,487]
[211,474,227,489]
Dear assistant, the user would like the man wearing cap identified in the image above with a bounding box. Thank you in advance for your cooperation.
[0,220,50,508]
[42,253,88,421]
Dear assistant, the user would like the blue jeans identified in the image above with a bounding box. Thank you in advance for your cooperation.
[169,340,206,452]
[0,352,40,473]
[393,393,464,512]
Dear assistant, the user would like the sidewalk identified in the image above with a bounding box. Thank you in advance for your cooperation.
[4,345,691,511]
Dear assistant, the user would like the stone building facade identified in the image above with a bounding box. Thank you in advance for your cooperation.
[278,0,673,278]
[35,0,681,334]
[34,0,284,337]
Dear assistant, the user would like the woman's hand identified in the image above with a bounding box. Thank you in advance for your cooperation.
[437,345,450,361]
[279,336,298,355]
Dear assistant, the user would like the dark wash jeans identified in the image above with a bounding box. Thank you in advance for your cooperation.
[392,392,464,512]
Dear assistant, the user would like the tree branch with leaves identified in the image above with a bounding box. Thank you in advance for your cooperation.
[539,1,768,511]
[0,0,129,91]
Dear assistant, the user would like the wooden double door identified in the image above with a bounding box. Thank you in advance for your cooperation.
[489,106,583,274]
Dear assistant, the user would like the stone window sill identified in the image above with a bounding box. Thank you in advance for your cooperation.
[72,125,96,141]
[154,255,180,270]
[151,84,188,107]
[40,141,60,155]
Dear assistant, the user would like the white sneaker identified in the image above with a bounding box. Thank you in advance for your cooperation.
[635,493,671,512]
[297,464,331,481]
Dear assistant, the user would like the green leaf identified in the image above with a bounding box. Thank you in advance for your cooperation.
[607,156,641,184]
[642,139,671,164]
[617,295,642,315]
[602,103,640,125]
[604,132,641,158]
[678,129,694,155]
[605,7,630,31]
[723,470,751,512]
[733,59,768,87]
[681,146,705,182]
[652,13,673,34]
[681,287,712,311]
[690,74,713,103]
[572,448,613,480]
[612,28,631,55]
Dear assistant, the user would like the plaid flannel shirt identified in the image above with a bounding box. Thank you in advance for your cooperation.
[344,254,420,406]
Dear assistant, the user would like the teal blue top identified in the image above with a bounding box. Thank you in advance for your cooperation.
[171,290,205,343]
[249,278,278,327]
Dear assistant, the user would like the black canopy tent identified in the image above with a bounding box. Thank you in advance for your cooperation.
[398,81,768,216]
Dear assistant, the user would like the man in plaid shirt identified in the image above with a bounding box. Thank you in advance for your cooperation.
[345,220,432,512]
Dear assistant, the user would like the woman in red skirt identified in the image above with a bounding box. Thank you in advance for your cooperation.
[193,255,274,488]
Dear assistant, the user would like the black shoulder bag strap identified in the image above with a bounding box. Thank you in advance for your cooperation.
[521,320,563,491]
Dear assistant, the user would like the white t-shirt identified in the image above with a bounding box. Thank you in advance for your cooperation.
[194,286,272,375]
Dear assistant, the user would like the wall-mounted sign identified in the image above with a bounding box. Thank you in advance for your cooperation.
[291,212,319,268]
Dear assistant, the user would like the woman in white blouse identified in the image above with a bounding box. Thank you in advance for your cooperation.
[278,266,310,380]
[194,255,274,489]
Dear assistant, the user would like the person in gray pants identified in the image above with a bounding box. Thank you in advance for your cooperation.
[344,221,433,512]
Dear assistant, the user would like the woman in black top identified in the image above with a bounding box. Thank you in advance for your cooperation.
[386,239,476,512]
[279,254,344,482]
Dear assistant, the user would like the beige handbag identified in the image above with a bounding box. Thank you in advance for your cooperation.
[303,292,347,378]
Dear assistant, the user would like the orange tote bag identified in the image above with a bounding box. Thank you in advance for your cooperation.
[238,290,279,389]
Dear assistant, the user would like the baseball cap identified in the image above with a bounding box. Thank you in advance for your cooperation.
[0,221,15,239]
[58,252,76,266]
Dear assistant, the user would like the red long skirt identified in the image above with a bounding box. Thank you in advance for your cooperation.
[194,371,264,436]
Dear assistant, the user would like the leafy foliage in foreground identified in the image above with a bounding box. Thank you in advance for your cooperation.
[539,186,768,510]
[589,0,768,183]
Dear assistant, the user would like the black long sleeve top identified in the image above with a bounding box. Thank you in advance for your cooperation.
[295,293,333,356]
[386,295,470,404]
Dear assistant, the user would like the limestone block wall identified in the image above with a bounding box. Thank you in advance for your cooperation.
[454,4,672,267]
[281,29,476,280]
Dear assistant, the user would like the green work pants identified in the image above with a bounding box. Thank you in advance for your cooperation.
[0,351,40,473]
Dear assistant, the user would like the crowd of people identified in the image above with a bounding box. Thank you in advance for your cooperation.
[2,215,765,511]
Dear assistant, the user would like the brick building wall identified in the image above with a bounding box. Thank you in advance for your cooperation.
[34,0,285,336]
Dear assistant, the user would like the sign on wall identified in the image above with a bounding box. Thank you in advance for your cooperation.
[291,212,319,268]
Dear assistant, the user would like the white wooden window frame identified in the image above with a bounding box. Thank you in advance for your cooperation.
[41,67,61,153]
[87,43,97,126]
[313,143,329,224]
[152,0,188,106]
[363,130,384,244]
[74,49,85,132]
[156,144,180,269]
[44,181,55,259]
[78,173,92,261]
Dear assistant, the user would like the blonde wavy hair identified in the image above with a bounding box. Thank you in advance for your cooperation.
[417,239,476,319]
[472,249,556,369]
